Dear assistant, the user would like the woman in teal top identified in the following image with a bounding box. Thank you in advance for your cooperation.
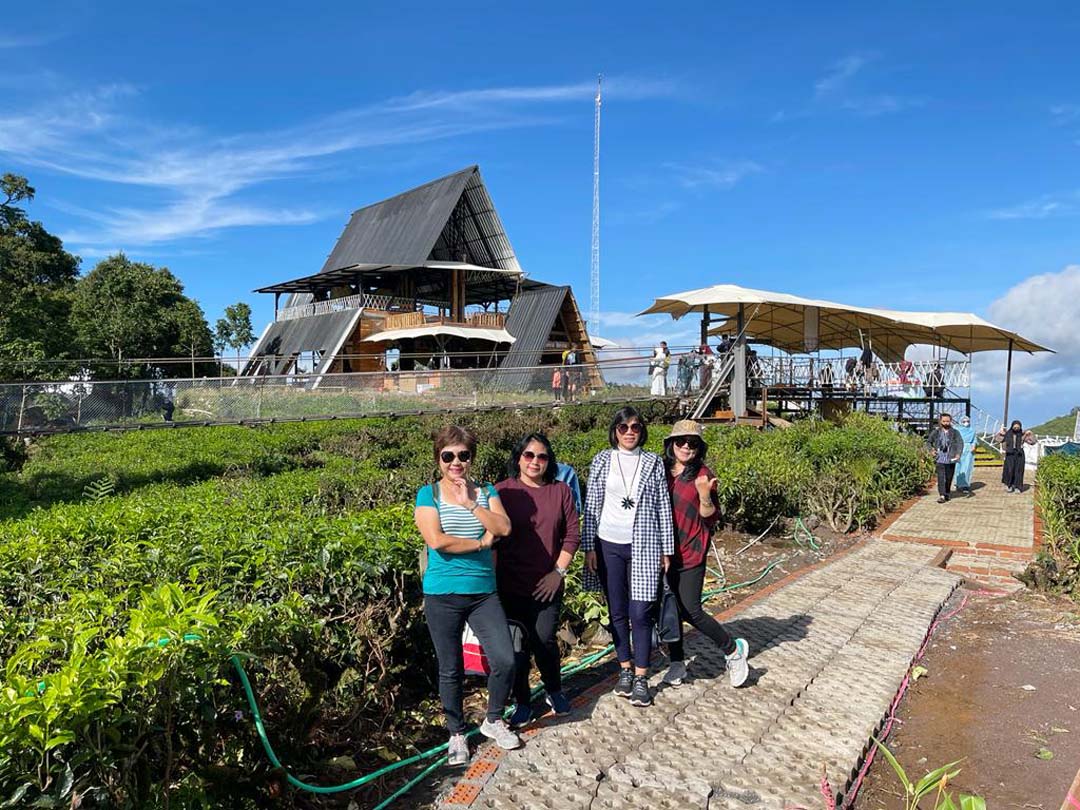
[413,425,520,765]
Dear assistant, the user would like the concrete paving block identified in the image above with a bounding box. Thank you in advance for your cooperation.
[593,778,711,810]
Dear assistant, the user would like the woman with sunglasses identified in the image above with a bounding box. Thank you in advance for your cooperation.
[660,420,750,689]
[495,433,580,727]
[414,425,520,765]
[582,406,674,708]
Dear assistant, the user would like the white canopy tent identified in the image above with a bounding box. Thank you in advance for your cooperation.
[640,283,1052,423]
[363,323,516,344]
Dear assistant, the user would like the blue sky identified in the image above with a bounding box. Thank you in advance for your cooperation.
[3,2,1079,425]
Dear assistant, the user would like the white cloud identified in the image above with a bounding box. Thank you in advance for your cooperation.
[814,55,869,99]
[1050,104,1080,126]
[965,266,1080,426]
[665,160,762,190]
[988,192,1080,220]
[775,52,922,121]
[0,75,677,248]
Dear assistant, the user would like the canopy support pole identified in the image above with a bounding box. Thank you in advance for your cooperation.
[1003,338,1014,428]
[732,304,747,418]
[700,305,710,347]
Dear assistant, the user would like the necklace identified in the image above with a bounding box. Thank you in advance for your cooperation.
[614,451,641,510]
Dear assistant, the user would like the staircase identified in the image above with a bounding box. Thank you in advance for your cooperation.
[689,351,736,420]
[974,441,1002,468]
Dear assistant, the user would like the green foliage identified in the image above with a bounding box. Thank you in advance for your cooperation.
[214,302,255,369]
[70,254,216,380]
[1026,454,1080,597]
[1028,408,1078,437]
[0,173,80,381]
[0,406,931,805]
[870,738,984,810]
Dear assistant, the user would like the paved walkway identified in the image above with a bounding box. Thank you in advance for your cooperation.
[881,468,1033,550]
[441,541,960,810]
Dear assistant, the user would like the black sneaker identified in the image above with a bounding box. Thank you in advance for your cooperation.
[613,667,634,698]
[629,675,652,707]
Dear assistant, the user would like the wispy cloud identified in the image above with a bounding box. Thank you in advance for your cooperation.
[0,75,677,249]
[987,191,1080,220]
[665,160,763,190]
[1050,104,1080,126]
[0,30,66,49]
[776,52,923,121]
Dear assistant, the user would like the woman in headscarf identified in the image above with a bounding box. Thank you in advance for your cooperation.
[954,415,977,494]
[994,420,1037,493]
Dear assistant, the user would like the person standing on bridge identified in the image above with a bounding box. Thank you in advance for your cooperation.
[926,413,964,503]
[954,415,977,494]
[660,420,750,689]
[583,406,674,708]
[995,420,1036,493]
[413,425,520,765]
[496,433,580,728]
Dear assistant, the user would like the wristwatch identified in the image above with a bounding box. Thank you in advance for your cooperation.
[554,565,568,579]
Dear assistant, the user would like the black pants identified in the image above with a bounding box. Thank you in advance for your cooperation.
[424,592,515,733]
[936,462,955,498]
[500,591,562,704]
[665,564,736,660]
[1003,452,1025,490]
[597,538,656,669]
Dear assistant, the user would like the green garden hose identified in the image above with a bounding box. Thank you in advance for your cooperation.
[790,517,820,550]
[30,558,785,804]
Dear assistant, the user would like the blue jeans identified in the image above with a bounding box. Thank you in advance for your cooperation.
[597,538,655,670]
[424,592,515,733]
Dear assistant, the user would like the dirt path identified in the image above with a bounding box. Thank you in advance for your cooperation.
[856,588,1080,810]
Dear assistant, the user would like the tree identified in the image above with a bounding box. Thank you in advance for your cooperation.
[70,253,213,379]
[0,173,80,379]
[215,302,255,373]
[171,299,214,379]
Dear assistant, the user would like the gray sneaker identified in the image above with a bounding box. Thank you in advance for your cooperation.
[725,638,750,688]
[479,718,522,750]
[613,667,634,697]
[447,733,469,766]
[662,660,687,687]
[629,675,653,707]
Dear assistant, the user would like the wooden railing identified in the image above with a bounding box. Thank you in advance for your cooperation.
[467,312,506,328]
[384,311,428,330]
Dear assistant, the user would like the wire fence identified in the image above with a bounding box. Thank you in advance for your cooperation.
[0,357,668,435]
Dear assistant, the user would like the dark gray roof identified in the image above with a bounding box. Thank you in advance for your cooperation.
[495,283,570,390]
[317,166,520,274]
[244,309,360,375]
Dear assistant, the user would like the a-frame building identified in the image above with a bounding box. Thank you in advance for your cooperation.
[245,166,599,389]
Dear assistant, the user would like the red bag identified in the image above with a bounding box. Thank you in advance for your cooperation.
[462,620,525,676]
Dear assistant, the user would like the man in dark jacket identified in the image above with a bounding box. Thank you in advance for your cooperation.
[926,413,964,503]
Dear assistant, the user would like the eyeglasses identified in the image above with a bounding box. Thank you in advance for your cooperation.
[440,450,472,464]
[521,450,550,462]
[673,437,702,450]
[616,422,643,435]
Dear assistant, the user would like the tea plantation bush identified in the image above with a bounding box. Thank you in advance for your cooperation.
[1029,454,1080,595]
[0,406,929,807]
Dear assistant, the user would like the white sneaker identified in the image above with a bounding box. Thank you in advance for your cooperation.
[479,718,522,750]
[662,660,687,687]
[725,638,750,688]
[447,733,470,766]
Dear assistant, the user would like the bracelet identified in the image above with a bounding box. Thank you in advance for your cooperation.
[554,565,568,579]
[467,502,479,513]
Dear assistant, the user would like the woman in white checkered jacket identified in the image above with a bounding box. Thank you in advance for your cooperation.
[582,406,674,707]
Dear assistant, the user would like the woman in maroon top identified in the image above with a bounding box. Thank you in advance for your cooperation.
[495,432,580,727]
[661,420,750,688]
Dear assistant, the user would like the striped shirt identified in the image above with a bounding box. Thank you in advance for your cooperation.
[416,482,499,595]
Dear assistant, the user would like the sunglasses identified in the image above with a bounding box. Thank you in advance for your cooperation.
[521,450,550,462]
[616,422,643,435]
[440,450,472,464]
[673,436,702,450]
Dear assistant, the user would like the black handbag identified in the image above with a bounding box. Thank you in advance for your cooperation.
[653,582,682,646]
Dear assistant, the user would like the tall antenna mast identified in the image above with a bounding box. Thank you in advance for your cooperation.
[590,74,602,341]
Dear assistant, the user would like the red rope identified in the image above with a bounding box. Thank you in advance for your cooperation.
[839,590,975,809]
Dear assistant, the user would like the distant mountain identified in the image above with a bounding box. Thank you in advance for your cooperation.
[1029,408,1079,437]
